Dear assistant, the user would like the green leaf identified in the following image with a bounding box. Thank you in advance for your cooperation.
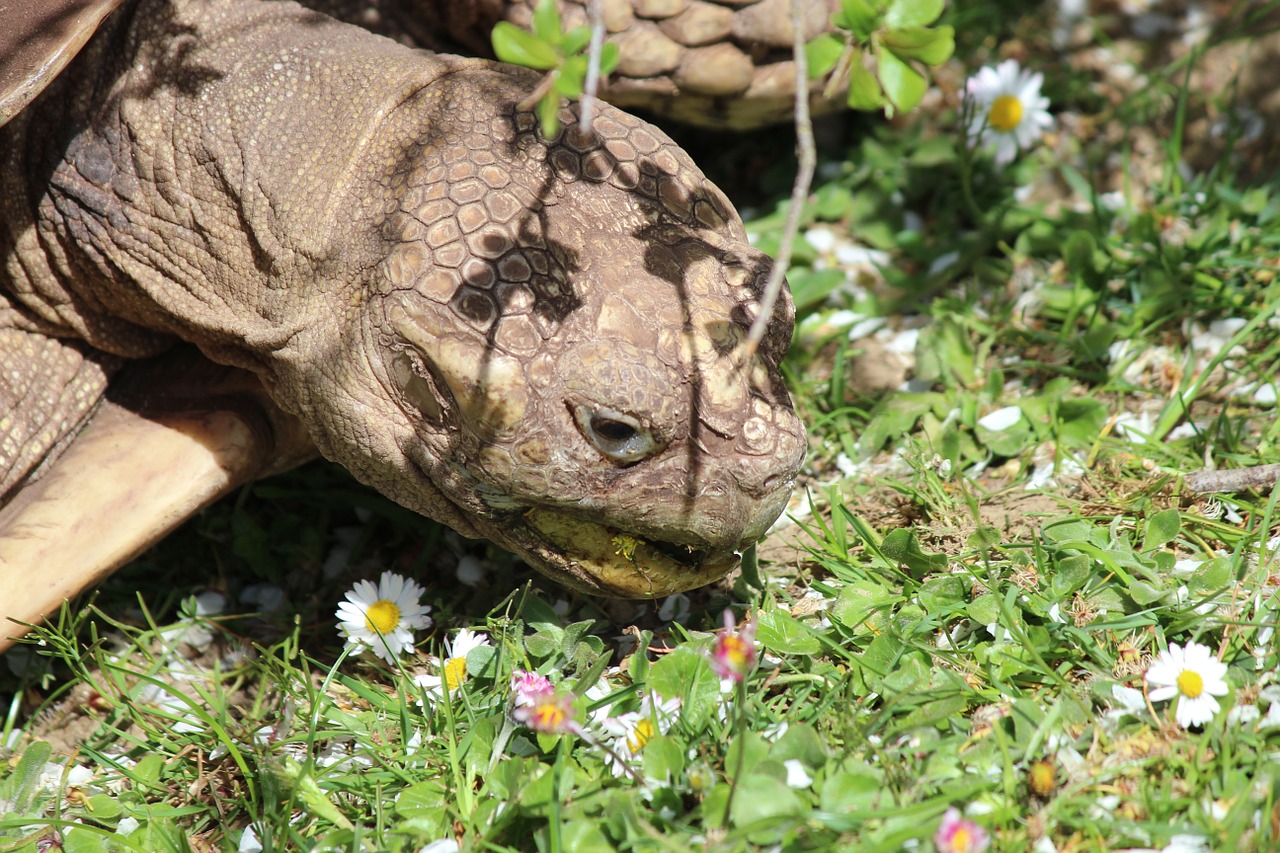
[846,47,886,111]
[132,753,165,787]
[515,759,561,815]
[880,25,953,65]
[860,633,905,688]
[518,595,563,633]
[491,22,559,70]
[881,650,929,692]
[875,46,927,114]
[627,630,653,683]
[1050,554,1092,597]
[85,794,123,820]
[556,59,586,98]
[726,732,770,778]
[806,33,846,78]
[1128,579,1165,606]
[730,773,804,828]
[1063,229,1100,275]
[975,408,1033,458]
[1041,519,1095,544]
[915,317,976,386]
[0,740,52,813]
[858,392,943,456]
[756,609,823,656]
[1142,509,1181,551]
[880,528,947,578]
[642,734,685,783]
[918,574,966,612]
[559,821,614,852]
[562,25,591,55]
[61,827,109,853]
[770,724,829,768]
[599,42,620,74]
[789,268,847,312]
[831,580,895,632]
[269,758,354,830]
[836,0,882,37]
[967,592,999,625]
[538,92,562,138]
[885,0,944,28]
[1056,397,1108,447]
[524,626,563,658]
[532,0,563,44]
[1189,557,1232,592]
[648,647,721,729]
[898,694,969,728]
[396,779,450,823]
[820,764,883,812]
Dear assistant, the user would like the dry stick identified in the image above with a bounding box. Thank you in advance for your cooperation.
[579,0,605,132]
[1184,463,1280,494]
[517,72,557,113]
[740,0,817,360]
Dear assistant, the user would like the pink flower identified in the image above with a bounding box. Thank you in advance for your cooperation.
[511,690,582,735]
[510,670,555,707]
[934,807,990,853]
[710,609,757,682]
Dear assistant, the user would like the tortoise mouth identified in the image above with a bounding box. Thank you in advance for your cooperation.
[512,506,739,598]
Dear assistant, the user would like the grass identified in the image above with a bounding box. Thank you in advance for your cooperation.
[5,3,1280,851]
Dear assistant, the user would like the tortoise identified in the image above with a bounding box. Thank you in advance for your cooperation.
[0,0,814,648]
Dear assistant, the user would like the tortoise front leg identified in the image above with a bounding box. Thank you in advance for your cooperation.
[0,351,315,650]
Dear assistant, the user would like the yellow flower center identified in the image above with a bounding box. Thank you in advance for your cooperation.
[532,702,566,730]
[988,94,1023,133]
[1029,760,1056,797]
[364,600,401,635]
[627,719,655,753]
[720,636,750,668]
[951,826,974,852]
[1177,669,1204,699]
[444,656,468,691]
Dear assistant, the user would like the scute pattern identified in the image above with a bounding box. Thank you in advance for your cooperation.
[1,0,807,604]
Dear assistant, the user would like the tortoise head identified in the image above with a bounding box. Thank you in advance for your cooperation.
[325,72,805,597]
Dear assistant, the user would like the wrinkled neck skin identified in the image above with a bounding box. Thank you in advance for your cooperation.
[1,0,807,597]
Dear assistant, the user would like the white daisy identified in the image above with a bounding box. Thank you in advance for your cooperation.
[783,759,814,788]
[239,823,264,853]
[1145,641,1229,728]
[414,629,492,698]
[965,59,1053,166]
[335,571,433,664]
[417,841,460,853]
[599,692,680,778]
[315,736,374,771]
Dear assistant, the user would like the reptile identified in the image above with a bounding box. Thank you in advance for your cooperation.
[0,0,809,645]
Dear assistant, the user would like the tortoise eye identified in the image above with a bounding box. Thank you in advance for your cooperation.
[571,403,658,463]
[592,418,636,443]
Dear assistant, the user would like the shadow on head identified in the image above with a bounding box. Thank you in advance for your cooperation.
[341,65,807,597]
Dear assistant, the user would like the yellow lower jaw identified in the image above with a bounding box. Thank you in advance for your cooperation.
[522,508,734,598]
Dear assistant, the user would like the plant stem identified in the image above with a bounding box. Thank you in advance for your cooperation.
[720,678,749,829]
[742,0,816,358]
[550,737,567,852]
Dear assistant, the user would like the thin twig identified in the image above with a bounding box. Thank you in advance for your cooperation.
[1184,463,1280,494]
[579,0,606,132]
[741,0,816,360]
[517,71,558,113]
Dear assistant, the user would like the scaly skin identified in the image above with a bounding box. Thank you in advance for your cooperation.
[0,0,805,598]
